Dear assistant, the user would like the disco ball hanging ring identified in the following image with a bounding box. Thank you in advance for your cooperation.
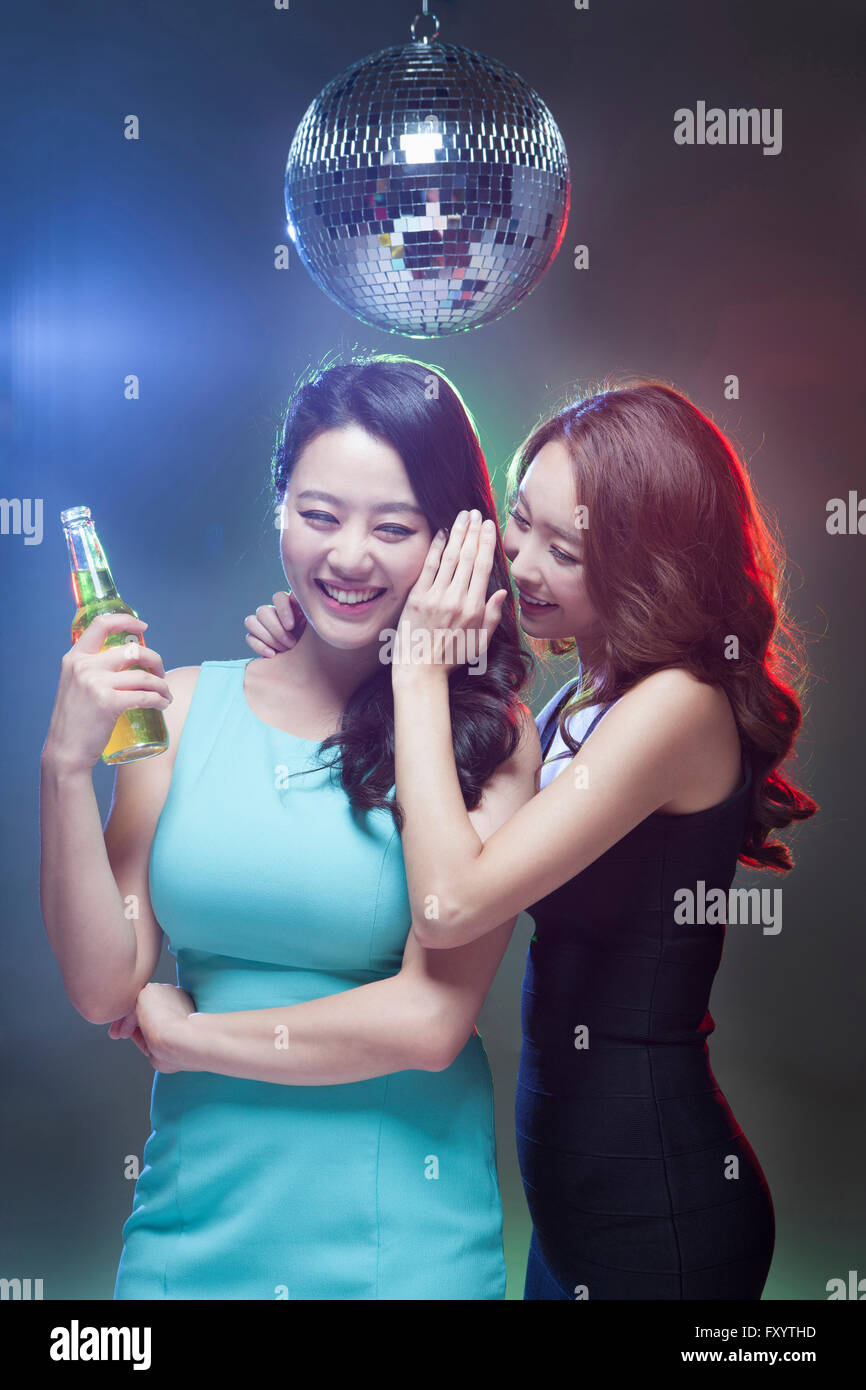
[409,11,440,42]
[284,17,571,337]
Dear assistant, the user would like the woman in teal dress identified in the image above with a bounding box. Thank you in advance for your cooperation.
[39,355,538,1299]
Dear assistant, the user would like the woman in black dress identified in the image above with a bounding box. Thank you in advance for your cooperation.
[248,376,817,1299]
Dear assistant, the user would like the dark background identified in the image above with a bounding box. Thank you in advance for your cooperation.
[2,0,863,1299]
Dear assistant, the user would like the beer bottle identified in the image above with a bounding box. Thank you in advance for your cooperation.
[60,505,169,764]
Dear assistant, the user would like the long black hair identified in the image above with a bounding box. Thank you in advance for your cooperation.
[271,351,534,831]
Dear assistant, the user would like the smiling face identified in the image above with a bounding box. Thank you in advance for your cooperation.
[502,438,602,646]
[277,423,434,650]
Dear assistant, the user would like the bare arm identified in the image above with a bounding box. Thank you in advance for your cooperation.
[39,629,195,1024]
[394,663,727,947]
[144,704,541,1083]
[40,758,143,1022]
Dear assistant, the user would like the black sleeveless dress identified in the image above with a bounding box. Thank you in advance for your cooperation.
[516,681,775,1299]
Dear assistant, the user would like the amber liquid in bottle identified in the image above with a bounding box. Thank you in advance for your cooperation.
[61,506,169,764]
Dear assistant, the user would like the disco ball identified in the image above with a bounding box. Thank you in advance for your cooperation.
[284,22,571,337]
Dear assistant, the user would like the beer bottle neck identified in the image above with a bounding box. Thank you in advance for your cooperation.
[63,519,121,608]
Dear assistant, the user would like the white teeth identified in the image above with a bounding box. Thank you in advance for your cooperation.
[320,581,382,605]
[521,593,554,606]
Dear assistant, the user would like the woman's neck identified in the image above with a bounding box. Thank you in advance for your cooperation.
[267,622,386,710]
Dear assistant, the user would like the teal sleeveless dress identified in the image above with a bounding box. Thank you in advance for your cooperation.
[113,658,506,1300]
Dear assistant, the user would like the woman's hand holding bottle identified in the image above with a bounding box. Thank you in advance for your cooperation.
[44,613,173,775]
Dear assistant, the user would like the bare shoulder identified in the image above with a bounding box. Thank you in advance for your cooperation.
[473,699,540,779]
[467,700,540,836]
[626,665,735,724]
[162,665,203,766]
[622,667,739,733]
[517,698,543,753]
[164,664,203,702]
[107,664,201,814]
[502,700,542,782]
[607,666,742,813]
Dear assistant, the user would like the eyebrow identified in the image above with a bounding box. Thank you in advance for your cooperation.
[516,486,584,544]
[295,489,427,518]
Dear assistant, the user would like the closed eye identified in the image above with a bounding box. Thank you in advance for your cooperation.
[299,510,415,538]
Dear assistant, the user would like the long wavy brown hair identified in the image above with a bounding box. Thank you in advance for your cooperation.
[506,374,818,871]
